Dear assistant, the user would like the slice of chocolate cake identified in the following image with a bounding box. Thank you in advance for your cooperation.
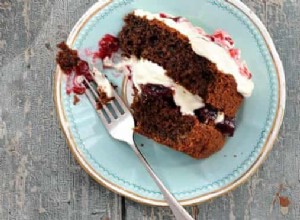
[117,10,254,158]
[56,10,254,159]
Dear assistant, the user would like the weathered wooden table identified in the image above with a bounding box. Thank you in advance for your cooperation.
[0,0,298,219]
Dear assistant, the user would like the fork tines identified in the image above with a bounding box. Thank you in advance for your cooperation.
[83,75,127,124]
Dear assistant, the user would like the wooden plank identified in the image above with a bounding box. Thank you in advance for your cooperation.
[0,1,122,219]
[124,0,300,219]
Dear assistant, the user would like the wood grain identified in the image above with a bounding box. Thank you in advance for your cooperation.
[0,0,298,219]
[0,1,122,219]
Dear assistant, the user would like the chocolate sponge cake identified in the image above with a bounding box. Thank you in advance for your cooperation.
[117,10,254,158]
[131,84,226,158]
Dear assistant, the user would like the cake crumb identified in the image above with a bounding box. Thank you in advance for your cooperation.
[279,197,290,216]
[96,87,115,110]
[140,143,144,147]
[96,102,103,110]
[45,42,52,51]
[271,184,291,215]
[279,196,290,207]
[73,95,80,105]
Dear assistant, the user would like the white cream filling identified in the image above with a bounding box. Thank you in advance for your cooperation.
[133,9,254,97]
[215,112,225,124]
[92,67,114,98]
[130,58,205,115]
[100,56,226,120]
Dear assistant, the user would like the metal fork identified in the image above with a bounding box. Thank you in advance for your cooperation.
[83,75,194,220]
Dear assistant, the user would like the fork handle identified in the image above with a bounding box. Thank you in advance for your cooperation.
[129,142,194,220]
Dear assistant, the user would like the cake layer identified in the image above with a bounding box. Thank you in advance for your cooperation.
[131,84,225,159]
[133,10,254,98]
[118,13,244,117]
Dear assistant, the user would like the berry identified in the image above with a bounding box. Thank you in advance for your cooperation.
[141,84,173,98]
[96,34,119,59]
[210,30,234,49]
[159,13,181,22]
[72,75,86,95]
[229,48,240,59]
[216,117,236,137]
[159,13,168,18]
[75,60,93,81]
[73,85,86,94]
[195,107,218,124]
[239,63,252,79]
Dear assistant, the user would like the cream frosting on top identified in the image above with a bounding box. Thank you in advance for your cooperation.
[133,9,254,97]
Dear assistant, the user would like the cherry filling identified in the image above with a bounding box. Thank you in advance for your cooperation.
[75,60,93,81]
[159,13,181,22]
[195,106,236,136]
[210,30,234,49]
[95,34,119,60]
[195,106,218,124]
[141,84,173,97]
[140,84,175,107]
[216,117,236,137]
[139,84,236,136]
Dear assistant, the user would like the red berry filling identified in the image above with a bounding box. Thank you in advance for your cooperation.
[159,13,181,22]
[239,63,252,79]
[72,75,86,95]
[94,34,119,60]
[216,117,236,137]
[140,84,175,107]
[208,30,252,79]
[75,60,93,81]
[141,84,173,98]
[195,106,236,136]
[210,30,234,49]
[229,48,240,60]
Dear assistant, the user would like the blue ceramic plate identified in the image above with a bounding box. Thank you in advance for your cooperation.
[54,0,285,206]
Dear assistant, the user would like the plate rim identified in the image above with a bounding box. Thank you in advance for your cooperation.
[54,0,286,206]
